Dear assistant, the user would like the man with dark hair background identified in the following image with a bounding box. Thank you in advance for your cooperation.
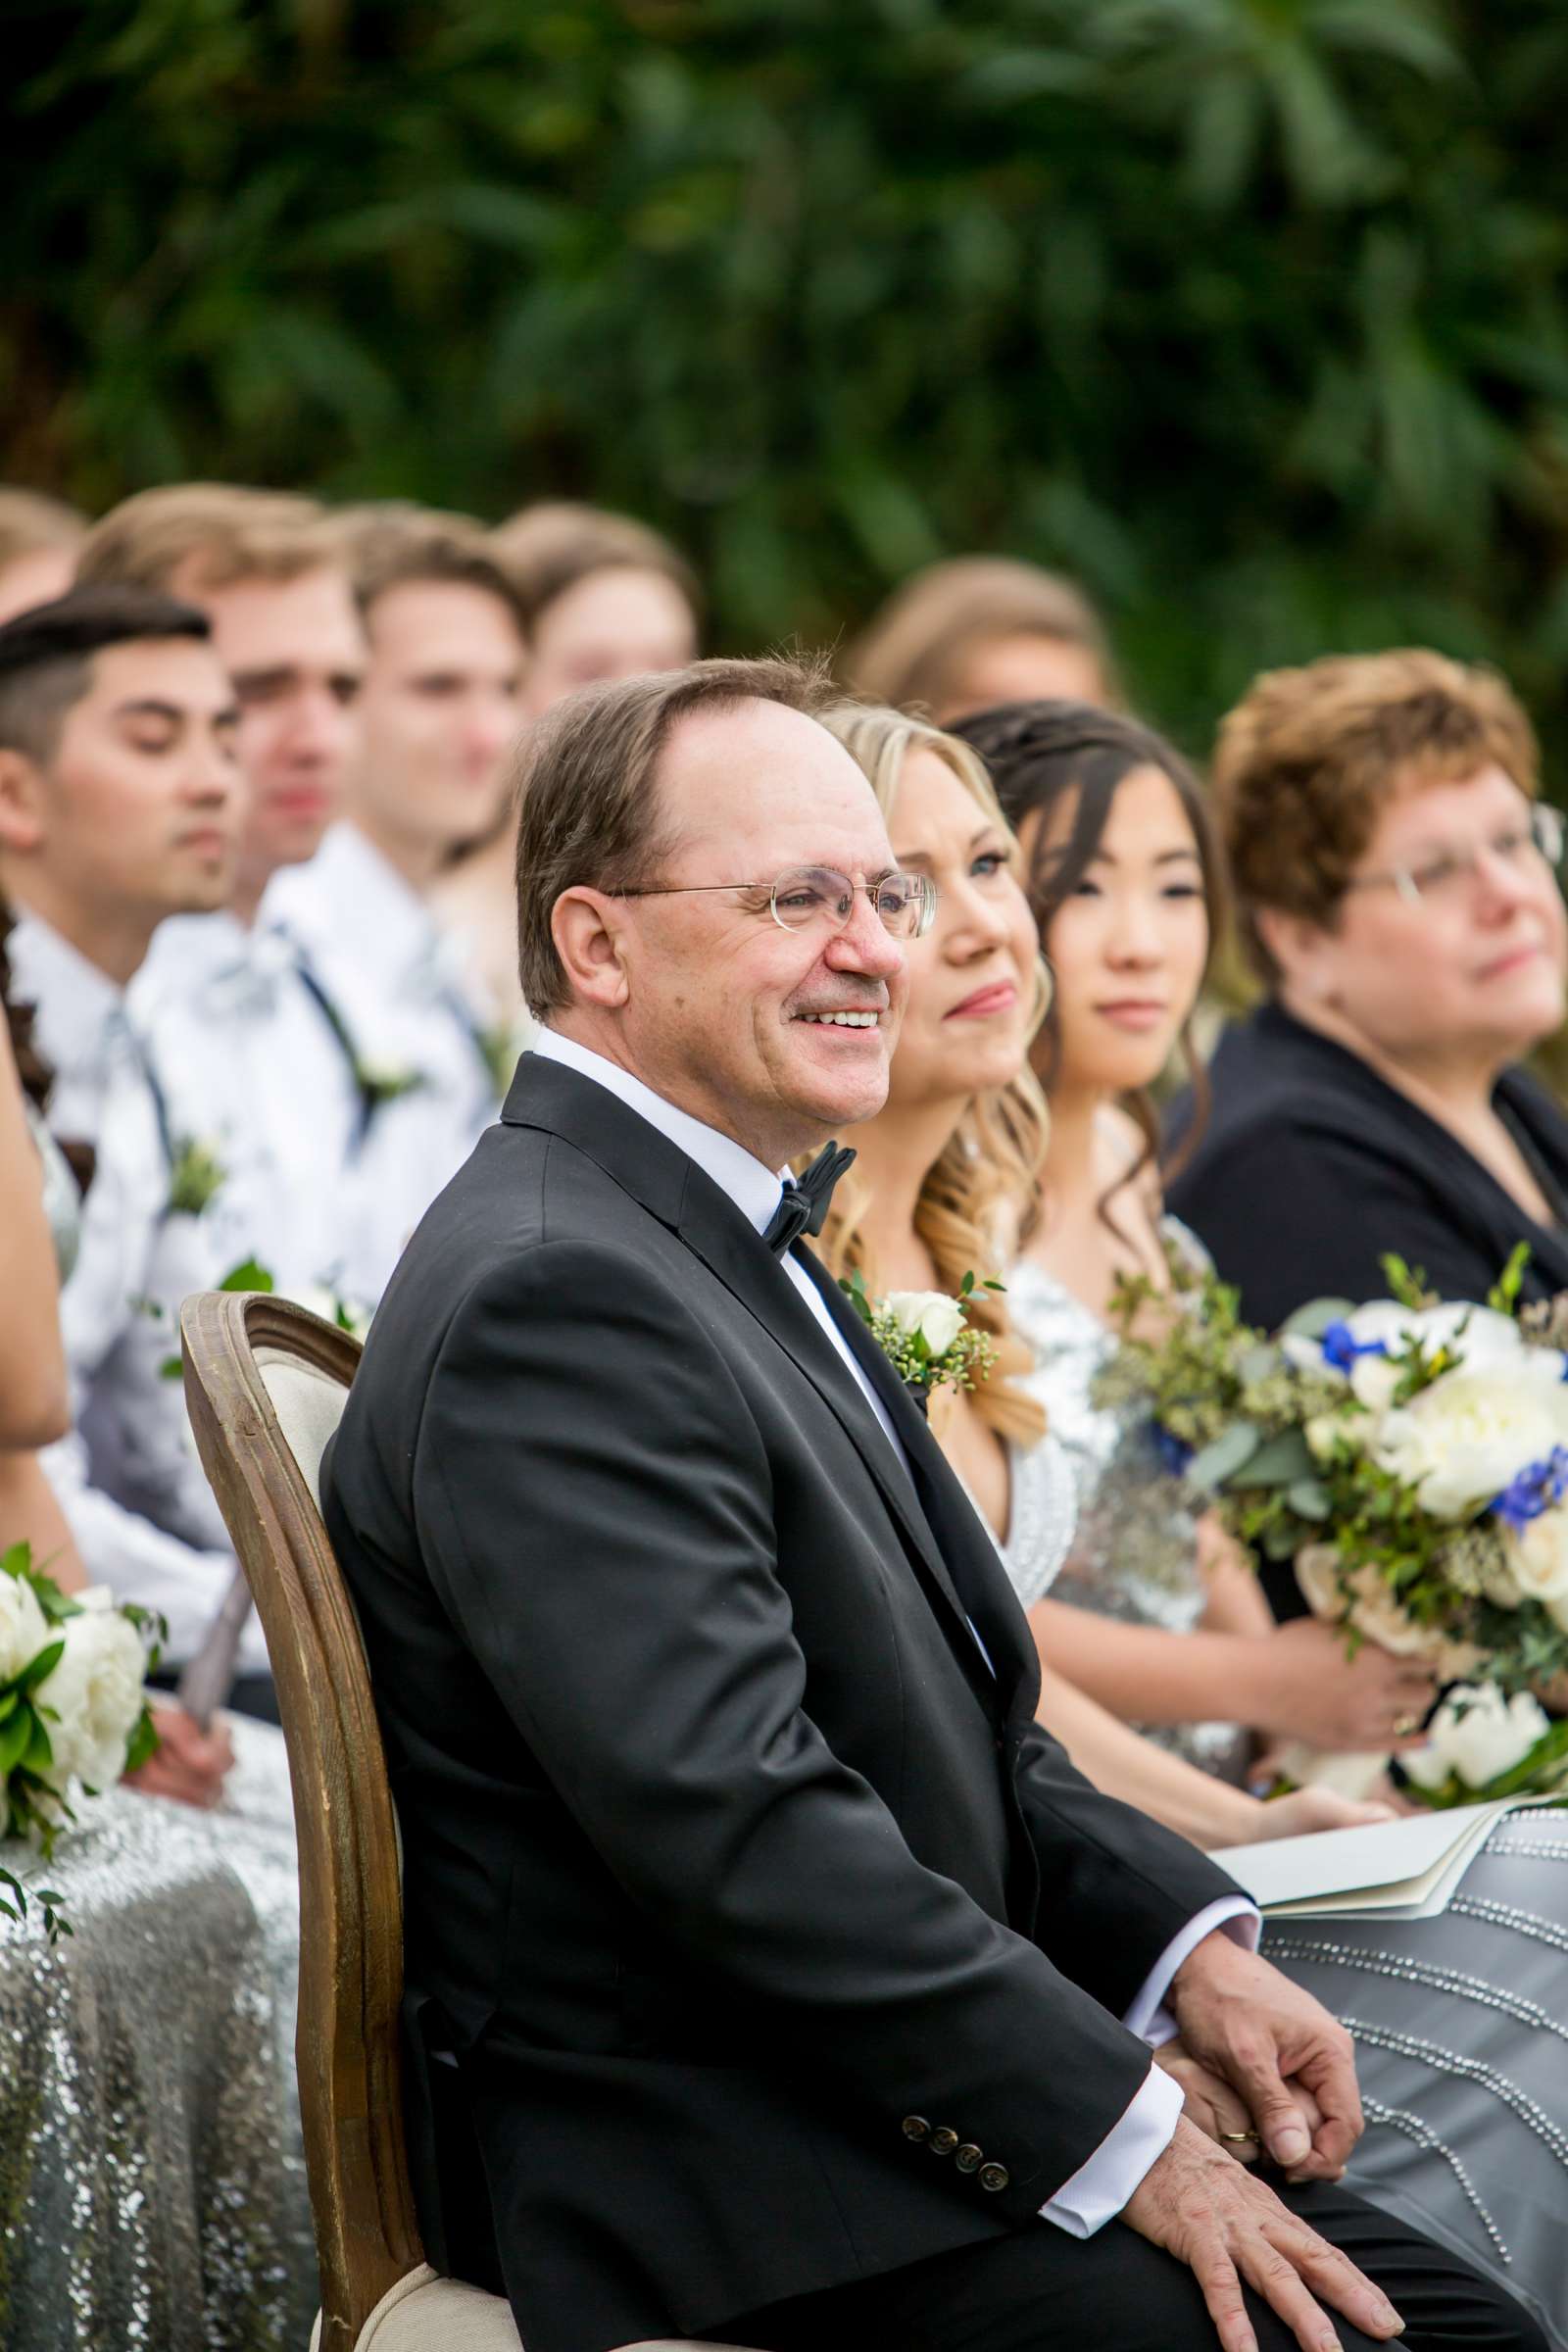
[0,586,274,1719]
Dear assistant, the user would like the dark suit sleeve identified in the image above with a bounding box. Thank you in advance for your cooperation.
[413,1240,1171,2214]
[1010,1726,1240,2018]
[1170,1114,1502,1331]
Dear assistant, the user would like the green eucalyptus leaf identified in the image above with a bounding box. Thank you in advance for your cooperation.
[1286,1477,1333,1521]
[1240,1431,1317,1488]
[1187,1422,1262,1491]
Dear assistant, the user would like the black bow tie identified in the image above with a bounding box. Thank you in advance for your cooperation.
[764,1143,856,1256]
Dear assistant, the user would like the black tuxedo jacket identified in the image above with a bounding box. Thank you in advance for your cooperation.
[323,1055,1236,2352]
[1167,1000,1568,1332]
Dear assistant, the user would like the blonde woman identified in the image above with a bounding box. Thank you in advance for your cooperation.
[817,703,1384,1849]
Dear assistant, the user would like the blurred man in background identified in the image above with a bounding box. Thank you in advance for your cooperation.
[268,504,524,1277]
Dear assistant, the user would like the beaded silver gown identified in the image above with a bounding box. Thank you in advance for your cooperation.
[1005,1242,1568,2348]
[0,1109,315,2348]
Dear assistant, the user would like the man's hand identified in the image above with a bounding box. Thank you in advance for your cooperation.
[1169,1930,1360,2181]
[1154,2038,1265,2161]
[1124,2116,1403,2352]
[123,1703,233,1809]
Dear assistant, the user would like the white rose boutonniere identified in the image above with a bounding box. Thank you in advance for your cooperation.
[841,1270,1003,1411]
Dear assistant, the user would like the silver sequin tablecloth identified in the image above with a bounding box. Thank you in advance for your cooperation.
[0,1717,314,2350]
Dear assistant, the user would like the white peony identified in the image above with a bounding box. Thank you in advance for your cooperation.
[33,1590,146,1794]
[883,1289,967,1358]
[1400,1682,1551,1791]
[1340,1299,1551,1410]
[1371,1365,1568,1520]
[1502,1507,1568,1630]
[0,1571,51,1688]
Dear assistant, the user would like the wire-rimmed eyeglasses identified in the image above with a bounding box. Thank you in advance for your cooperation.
[1344,803,1566,909]
[612,864,938,940]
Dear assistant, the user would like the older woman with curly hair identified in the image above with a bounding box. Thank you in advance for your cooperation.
[1167,649,1568,1328]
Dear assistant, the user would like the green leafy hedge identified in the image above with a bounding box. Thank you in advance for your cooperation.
[7,0,1568,759]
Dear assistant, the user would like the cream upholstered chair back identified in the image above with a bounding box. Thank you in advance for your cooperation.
[180,1290,758,2352]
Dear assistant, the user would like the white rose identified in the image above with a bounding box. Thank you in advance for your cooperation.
[1372,1366,1568,1520]
[1505,1508,1568,1629]
[0,1571,51,1687]
[883,1289,966,1358]
[1400,1682,1550,1792]
[34,1592,147,1794]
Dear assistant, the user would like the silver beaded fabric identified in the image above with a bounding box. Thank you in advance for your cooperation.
[1267,1808,1568,2347]
[1005,1247,1253,1787]
[0,1715,315,2351]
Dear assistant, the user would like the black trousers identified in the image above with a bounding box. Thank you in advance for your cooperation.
[719,2179,1546,2352]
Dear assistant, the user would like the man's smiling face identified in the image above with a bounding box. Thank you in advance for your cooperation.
[609,698,909,1167]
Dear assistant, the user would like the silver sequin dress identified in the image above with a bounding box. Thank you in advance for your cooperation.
[1004,1235,1568,2344]
[0,1108,316,2346]
[1005,1249,1253,1787]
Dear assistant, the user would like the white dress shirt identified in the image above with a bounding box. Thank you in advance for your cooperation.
[9,910,270,1673]
[267,823,500,1297]
[528,1029,1258,2233]
[134,905,365,1298]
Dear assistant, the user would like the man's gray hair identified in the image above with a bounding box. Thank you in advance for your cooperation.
[513,654,839,1019]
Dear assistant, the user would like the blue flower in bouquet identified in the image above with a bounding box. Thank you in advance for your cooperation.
[1154,1425,1195,1479]
[1318,1320,1389,1377]
[1493,1447,1568,1533]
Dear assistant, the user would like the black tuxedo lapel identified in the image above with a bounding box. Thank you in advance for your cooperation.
[795,1249,1039,1717]
[501,1058,987,1673]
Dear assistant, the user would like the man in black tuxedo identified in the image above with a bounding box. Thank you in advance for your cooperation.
[324,658,1541,2352]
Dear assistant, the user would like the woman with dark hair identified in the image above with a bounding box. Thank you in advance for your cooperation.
[949,700,1440,1769]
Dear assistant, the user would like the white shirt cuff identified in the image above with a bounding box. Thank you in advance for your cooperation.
[1040,2062,1184,2236]
[1038,1894,1261,2235]
[1124,1894,1260,2048]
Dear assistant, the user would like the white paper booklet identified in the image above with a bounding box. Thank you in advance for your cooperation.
[1218,1794,1566,1922]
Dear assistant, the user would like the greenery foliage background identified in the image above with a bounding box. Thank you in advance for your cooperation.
[7,0,1568,763]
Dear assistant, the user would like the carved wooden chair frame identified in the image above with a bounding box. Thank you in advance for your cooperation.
[181,1290,418,2352]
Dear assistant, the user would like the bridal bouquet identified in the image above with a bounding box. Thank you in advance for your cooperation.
[1101,1244,1568,1805]
[0,1543,162,1939]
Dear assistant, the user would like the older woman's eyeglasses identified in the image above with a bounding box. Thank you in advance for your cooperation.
[613,866,938,940]
[1345,803,1566,909]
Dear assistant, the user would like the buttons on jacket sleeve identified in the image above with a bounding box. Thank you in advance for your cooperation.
[902,2117,1007,2192]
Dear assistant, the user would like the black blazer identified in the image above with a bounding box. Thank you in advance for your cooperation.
[1167,1001,1568,1333]
[323,1055,1235,2352]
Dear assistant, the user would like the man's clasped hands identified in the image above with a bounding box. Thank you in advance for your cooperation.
[1139,1929,1404,2352]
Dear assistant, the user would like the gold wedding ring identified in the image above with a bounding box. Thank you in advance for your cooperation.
[1393,1712,1420,1737]
[1218,2131,1258,2143]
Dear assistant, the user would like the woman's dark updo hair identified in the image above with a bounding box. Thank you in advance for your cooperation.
[951,698,1227,1196]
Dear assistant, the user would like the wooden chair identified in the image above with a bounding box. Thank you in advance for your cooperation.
[180,1290,759,2352]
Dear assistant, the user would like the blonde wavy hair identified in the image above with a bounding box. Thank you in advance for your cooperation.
[812,703,1050,1447]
